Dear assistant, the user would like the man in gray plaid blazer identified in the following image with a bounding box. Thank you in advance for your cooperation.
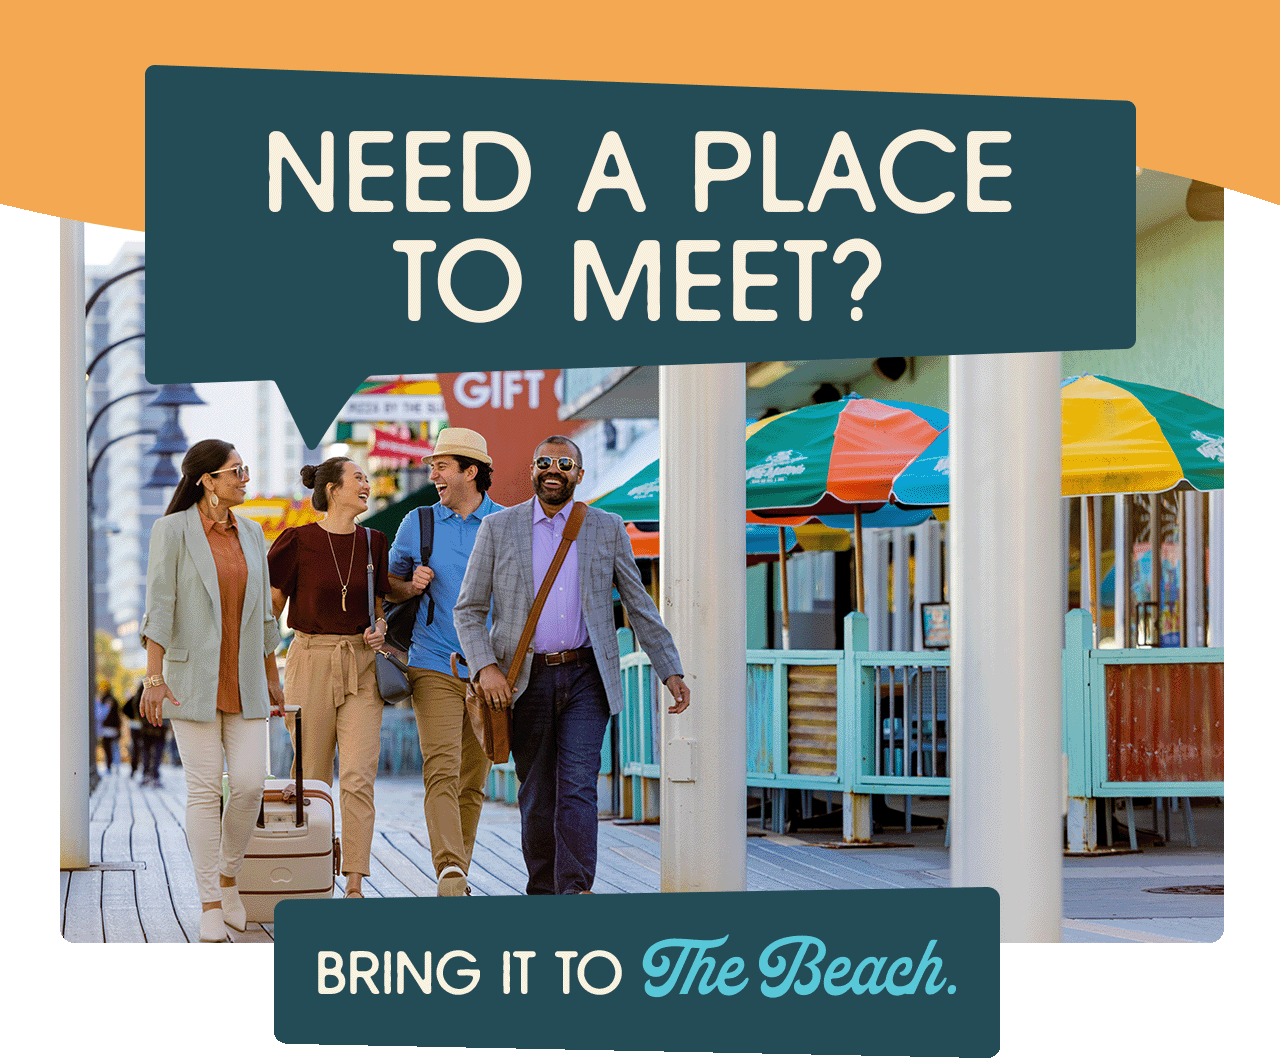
[455,435,690,895]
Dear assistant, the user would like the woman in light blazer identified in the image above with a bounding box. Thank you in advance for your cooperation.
[139,439,284,942]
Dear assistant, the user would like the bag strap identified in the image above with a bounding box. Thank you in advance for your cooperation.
[419,506,435,626]
[502,501,587,691]
[419,505,433,564]
[365,527,375,626]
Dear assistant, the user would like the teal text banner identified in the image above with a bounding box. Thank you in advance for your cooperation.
[147,67,1134,446]
[274,887,999,1056]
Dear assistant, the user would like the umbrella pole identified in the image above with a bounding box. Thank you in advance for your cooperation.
[854,508,865,613]
[778,527,791,651]
[1149,492,1161,644]
[1084,496,1099,648]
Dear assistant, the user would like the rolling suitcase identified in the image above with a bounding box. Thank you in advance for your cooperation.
[240,705,340,922]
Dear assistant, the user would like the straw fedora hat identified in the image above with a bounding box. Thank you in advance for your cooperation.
[428,427,492,466]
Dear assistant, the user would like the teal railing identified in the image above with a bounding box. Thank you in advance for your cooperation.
[456,610,1223,826]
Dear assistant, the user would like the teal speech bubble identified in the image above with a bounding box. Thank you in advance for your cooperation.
[275,888,1000,1055]
[146,67,1134,447]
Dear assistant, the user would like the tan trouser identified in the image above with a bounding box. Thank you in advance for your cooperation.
[284,631,381,877]
[408,667,492,878]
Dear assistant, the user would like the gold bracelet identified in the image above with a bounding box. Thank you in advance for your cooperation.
[143,674,165,688]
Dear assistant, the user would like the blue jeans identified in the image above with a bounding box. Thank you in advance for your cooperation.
[511,655,611,895]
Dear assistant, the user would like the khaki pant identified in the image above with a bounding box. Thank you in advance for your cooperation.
[408,667,492,878]
[284,631,382,877]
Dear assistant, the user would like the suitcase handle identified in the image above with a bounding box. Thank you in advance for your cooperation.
[257,704,304,830]
[290,704,304,829]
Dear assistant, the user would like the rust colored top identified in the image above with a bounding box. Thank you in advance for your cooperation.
[267,523,390,635]
[200,506,248,714]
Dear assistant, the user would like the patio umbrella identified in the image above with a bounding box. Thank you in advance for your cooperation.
[624,521,805,559]
[889,374,1224,627]
[592,394,946,632]
[743,395,948,615]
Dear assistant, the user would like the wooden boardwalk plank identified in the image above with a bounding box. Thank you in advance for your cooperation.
[362,839,416,899]
[102,871,147,944]
[460,833,534,896]
[96,775,147,943]
[63,870,104,943]
[379,826,524,898]
[744,851,839,891]
[127,781,189,943]
[373,831,440,897]
[230,922,277,943]
[749,844,888,889]
[148,784,202,940]
[592,848,659,893]
[59,871,70,935]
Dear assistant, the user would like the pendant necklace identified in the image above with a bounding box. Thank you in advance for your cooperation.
[325,526,356,611]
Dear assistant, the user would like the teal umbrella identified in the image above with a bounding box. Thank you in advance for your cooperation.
[593,459,931,529]
[593,454,932,647]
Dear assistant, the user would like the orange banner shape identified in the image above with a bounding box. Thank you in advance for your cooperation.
[1,2,1277,225]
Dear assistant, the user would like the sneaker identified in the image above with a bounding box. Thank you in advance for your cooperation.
[437,867,470,897]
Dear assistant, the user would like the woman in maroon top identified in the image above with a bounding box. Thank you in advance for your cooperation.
[268,457,390,898]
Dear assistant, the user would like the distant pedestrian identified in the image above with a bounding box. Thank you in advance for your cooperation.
[268,457,390,900]
[139,439,284,942]
[95,683,121,773]
[122,683,145,778]
[123,681,167,786]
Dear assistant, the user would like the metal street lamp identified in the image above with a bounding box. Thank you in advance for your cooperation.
[85,333,144,380]
[147,383,205,411]
[86,426,156,792]
[87,388,157,440]
[85,265,144,316]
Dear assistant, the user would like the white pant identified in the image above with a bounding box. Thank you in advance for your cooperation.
[170,712,267,903]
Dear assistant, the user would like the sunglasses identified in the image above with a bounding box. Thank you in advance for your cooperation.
[209,464,251,481]
[534,456,581,473]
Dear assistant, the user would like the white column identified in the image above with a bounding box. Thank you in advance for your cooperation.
[1208,490,1224,648]
[1113,495,1129,648]
[891,527,910,650]
[1060,498,1071,641]
[950,352,1063,942]
[1078,496,1092,621]
[61,219,90,869]
[861,529,889,650]
[912,521,941,651]
[659,364,747,891]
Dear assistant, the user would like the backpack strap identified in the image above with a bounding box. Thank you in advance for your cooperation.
[419,506,435,626]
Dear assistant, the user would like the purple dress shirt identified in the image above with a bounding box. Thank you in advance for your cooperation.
[531,502,590,653]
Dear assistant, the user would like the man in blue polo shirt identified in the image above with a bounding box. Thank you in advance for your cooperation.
[387,427,502,897]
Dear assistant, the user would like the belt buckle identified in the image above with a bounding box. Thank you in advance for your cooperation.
[545,651,567,666]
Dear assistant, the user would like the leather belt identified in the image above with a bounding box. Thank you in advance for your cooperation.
[534,647,594,667]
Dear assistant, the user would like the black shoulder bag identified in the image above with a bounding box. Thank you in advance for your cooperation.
[383,506,433,654]
[367,527,412,704]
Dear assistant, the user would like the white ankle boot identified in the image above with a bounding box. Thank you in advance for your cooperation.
[219,881,247,932]
[199,908,228,943]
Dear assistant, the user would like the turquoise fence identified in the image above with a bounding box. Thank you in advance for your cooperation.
[420,609,1223,830]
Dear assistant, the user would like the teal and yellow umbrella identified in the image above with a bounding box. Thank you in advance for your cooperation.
[890,374,1224,506]
[888,374,1224,631]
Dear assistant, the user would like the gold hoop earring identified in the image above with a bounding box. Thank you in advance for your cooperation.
[209,492,219,508]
